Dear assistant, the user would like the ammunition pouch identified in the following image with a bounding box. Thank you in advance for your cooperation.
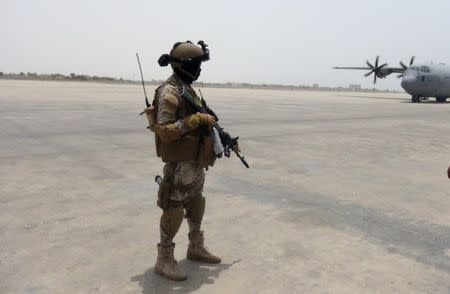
[197,136,216,168]
[157,134,216,167]
[157,135,201,163]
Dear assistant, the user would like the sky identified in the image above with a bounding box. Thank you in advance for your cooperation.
[2,0,450,90]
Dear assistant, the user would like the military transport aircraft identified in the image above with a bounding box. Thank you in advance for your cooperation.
[334,56,450,103]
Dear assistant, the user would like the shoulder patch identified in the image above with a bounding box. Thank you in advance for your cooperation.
[160,84,179,97]
[158,85,180,108]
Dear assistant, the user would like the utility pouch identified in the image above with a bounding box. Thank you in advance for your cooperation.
[158,135,201,162]
[142,107,157,131]
[197,136,217,168]
[157,174,173,211]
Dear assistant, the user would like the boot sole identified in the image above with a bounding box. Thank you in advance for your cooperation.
[154,267,187,281]
[186,254,221,264]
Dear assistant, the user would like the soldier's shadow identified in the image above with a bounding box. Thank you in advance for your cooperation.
[131,259,241,294]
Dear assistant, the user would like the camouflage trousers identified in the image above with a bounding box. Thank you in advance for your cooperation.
[159,161,206,243]
[164,161,205,203]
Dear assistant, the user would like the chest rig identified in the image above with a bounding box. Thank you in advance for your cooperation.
[151,76,215,166]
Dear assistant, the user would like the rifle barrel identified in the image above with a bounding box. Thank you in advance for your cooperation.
[234,149,250,168]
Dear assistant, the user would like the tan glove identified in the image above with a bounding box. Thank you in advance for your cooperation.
[183,113,216,132]
[154,123,181,144]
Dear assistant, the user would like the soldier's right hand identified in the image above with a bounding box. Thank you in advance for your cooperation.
[183,113,216,131]
[198,113,216,128]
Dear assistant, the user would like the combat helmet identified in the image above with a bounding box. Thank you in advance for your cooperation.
[158,41,210,82]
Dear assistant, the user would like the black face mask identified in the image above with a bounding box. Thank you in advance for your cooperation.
[175,58,202,84]
[183,58,202,79]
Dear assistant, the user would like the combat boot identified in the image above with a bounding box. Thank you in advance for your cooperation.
[154,243,187,281]
[186,231,221,264]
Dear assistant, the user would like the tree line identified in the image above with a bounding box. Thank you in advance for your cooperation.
[0,72,136,83]
[0,71,396,92]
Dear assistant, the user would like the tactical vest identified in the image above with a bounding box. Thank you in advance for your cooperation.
[152,75,216,166]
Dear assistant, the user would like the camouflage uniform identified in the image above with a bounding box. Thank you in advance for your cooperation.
[153,74,220,281]
[156,75,207,242]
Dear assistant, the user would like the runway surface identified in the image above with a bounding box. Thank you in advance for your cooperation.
[1,80,449,293]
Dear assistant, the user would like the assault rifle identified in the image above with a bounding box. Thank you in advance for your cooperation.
[185,89,249,168]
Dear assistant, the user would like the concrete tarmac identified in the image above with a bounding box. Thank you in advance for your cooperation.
[1,80,450,293]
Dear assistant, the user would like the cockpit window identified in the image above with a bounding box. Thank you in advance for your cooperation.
[421,66,430,73]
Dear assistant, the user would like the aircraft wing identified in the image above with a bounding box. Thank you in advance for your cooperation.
[333,66,405,73]
[333,56,413,83]
[387,67,406,74]
[333,67,371,70]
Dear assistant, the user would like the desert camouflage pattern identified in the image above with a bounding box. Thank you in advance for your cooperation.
[156,75,206,203]
[164,162,205,202]
[156,81,180,125]
[155,73,222,280]
[156,74,203,133]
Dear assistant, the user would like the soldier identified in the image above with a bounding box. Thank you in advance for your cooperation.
[150,41,221,281]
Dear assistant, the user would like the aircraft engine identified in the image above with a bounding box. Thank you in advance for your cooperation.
[364,56,388,84]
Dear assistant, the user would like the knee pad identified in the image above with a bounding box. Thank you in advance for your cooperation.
[185,195,205,224]
[160,206,184,239]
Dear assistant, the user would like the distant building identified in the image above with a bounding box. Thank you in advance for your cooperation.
[349,84,361,91]
[313,83,319,88]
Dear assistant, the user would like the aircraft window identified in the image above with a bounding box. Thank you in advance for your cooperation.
[421,66,430,73]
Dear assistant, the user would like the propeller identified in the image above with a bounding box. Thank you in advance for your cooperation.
[398,56,415,78]
[364,56,388,84]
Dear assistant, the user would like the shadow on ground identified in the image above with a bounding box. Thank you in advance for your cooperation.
[340,94,409,101]
[400,100,450,104]
[216,175,450,274]
[131,259,241,294]
[342,94,450,104]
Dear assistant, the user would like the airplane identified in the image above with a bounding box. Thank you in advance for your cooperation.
[334,56,450,103]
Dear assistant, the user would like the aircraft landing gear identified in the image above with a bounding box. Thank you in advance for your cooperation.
[436,97,447,103]
[411,96,421,103]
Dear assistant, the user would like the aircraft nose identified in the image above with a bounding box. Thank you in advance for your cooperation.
[401,76,416,94]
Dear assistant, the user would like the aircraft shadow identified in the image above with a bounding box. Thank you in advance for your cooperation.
[340,95,409,101]
[400,100,450,104]
[131,259,241,294]
[341,95,450,104]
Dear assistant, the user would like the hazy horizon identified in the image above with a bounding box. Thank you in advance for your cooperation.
[3,0,450,90]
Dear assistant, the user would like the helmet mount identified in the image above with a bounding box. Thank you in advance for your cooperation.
[158,40,210,83]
